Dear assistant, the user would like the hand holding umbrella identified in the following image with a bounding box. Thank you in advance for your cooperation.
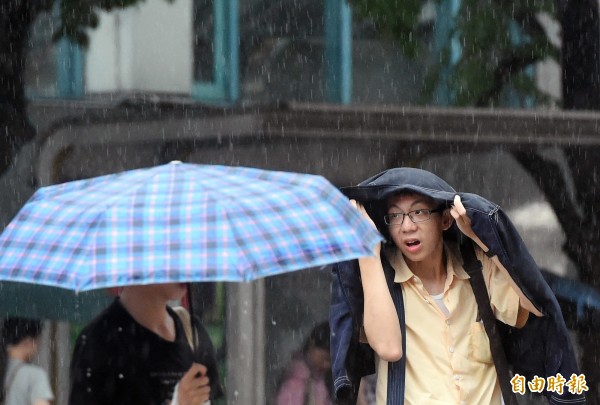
[172,363,211,405]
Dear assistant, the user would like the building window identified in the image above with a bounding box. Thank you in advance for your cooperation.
[192,0,353,105]
[26,5,84,99]
[193,0,239,103]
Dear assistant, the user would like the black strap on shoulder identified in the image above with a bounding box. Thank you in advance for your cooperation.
[381,254,406,404]
[459,238,518,405]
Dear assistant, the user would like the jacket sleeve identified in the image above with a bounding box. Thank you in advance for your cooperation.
[460,192,586,404]
[462,193,551,315]
[330,260,375,404]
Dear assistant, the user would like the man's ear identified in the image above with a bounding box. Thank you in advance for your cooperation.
[441,209,454,231]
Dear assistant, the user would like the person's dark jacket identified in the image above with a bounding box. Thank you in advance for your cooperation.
[69,300,222,405]
[330,168,585,405]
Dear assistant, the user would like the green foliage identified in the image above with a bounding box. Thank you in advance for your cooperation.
[351,0,559,107]
[351,0,424,57]
[53,0,174,47]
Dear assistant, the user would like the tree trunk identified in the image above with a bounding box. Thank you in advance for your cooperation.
[0,0,52,175]
[564,148,600,404]
[559,1,600,402]
[561,0,600,110]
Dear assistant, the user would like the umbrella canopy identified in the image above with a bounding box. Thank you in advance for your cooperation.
[0,162,382,291]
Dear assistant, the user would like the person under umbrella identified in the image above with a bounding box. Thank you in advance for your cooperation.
[68,283,222,405]
[0,162,383,404]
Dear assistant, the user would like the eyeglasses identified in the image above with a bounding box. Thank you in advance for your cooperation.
[383,207,445,225]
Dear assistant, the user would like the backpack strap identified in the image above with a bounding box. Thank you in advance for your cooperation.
[381,254,406,404]
[459,238,518,405]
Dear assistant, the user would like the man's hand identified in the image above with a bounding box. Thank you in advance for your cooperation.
[176,363,211,405]
[450,195,475,239]
[350,199,381,256]
[450,195,488,251]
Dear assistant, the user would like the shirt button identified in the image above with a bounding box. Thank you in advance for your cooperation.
[454,375,460,381]
[449,347,455,353]
[446,319,451,325]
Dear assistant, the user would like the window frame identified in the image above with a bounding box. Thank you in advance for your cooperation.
[26,2,85,100]
[324,0,352,104]
[192,0,239,104]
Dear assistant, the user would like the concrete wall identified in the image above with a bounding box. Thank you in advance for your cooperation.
[85,0,193,93]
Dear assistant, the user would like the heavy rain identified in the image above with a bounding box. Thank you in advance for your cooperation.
[0,0,599,404]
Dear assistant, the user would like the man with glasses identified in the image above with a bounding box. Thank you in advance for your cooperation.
[327,167,582,405]
[354,190,536,405]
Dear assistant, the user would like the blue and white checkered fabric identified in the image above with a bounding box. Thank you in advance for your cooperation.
[0,162,382,291]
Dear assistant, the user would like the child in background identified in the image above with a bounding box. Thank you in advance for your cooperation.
[1,317,54,405]
[276,321,333,405]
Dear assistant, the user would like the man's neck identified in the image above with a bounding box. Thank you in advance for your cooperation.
[7,345,31,362]
[119,288,175,341]
[406,250,447,296]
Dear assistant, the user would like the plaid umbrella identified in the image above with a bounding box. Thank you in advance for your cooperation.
[0,162,382,292]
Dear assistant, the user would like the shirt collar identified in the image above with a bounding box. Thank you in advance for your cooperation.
[384,243,470,284]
